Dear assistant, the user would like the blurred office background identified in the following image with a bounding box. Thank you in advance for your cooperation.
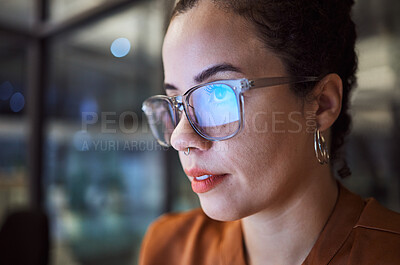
[0,0,399,264]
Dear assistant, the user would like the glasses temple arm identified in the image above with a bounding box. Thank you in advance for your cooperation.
[249,76,320,89]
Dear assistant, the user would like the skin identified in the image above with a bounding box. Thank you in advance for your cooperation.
[162,0,343,264]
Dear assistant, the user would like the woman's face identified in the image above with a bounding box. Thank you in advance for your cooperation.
[163,0,319,221]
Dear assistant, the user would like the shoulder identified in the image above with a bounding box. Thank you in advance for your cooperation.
[139,208,228,265]
[349,198,400,264]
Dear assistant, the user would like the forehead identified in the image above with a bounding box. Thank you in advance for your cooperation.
[165,2,251,51]
[162,1,286,91]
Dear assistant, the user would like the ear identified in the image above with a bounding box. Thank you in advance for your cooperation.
[311,73,343,132]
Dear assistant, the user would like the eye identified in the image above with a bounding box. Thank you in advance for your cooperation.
[206,84,232,103]
[214,85,227,100]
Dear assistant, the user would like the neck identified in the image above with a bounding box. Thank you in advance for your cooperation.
[241,168,338,265]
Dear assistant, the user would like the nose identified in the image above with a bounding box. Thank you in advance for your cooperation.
[170,113,212,153]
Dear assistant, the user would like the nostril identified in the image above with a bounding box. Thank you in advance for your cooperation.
[171,138,191,151]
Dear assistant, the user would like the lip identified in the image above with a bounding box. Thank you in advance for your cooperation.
[184,168,228,193]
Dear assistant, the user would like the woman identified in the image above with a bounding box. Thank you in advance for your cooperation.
[140,0,400,264]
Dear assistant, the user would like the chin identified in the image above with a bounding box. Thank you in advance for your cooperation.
[198,194,246,222]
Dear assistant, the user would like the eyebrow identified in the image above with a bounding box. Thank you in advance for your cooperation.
[164,63,243,91]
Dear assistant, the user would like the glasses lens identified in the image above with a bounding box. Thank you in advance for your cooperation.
[143,97,176,146]
[186,83,240,139]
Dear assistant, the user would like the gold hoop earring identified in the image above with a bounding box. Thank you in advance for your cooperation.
[184,147,190,156]
[314,129,330,164]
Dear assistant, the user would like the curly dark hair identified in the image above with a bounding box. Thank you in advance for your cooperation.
[171,0,358,178]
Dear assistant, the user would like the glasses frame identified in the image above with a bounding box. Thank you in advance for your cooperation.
[142,76,320,146]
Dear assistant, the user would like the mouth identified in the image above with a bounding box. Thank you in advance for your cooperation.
[184,168,229,193]
[185,168,227,181]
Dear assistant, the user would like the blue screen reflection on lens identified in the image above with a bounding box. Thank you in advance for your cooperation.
[191,84,239,127]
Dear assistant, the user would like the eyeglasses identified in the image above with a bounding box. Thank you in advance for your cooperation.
[142,76,319,147]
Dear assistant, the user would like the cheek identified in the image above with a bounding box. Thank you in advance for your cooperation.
[221,94,308,177]
[243,89,304,133]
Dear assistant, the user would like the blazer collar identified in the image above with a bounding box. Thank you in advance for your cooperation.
[301,183,365,264]
[219,183,365,265]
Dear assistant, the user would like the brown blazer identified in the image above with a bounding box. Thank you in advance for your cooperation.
[139,184,400,265]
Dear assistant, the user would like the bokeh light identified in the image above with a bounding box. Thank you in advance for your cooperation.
[80,98,99,114]
[110,38,131,58]
[0,81,14,101]
[9,92,25,112]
